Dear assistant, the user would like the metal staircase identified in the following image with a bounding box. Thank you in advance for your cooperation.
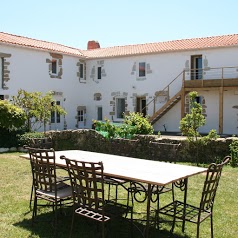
[149,90,183,125]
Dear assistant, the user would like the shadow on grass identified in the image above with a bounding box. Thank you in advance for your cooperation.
[14,207,190,238]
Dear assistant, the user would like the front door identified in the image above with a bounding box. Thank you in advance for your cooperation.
[136,97,147,116]
[191,55,202,80]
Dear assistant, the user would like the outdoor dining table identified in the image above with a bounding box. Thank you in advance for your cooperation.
[20,149,207,237]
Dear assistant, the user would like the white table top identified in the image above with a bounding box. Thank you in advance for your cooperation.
[21,150,207,186]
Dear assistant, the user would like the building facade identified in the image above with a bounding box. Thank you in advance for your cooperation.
[1,32,238,135]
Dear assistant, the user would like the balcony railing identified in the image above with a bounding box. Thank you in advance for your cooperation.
[185,66,238,81]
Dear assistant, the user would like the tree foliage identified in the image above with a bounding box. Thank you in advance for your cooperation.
[93,112,154,139]
[123,112,154,135]
[0,100,26,129]
[11,89,66,132]
[179,91,205,140]
[179,91,219,165]
[229,139,238,167]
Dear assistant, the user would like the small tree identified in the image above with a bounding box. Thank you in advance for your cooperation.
[229,139,238,167]
[11,89,66,132]
[180,91,205,165]
[0,100,26,129]
[180,91,205,141]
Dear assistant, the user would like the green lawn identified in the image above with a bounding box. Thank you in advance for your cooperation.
[0,152,237,238]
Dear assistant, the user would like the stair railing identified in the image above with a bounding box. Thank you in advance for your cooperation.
[142,70,184,115]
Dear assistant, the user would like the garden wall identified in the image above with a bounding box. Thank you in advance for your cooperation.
[45,129,233,164]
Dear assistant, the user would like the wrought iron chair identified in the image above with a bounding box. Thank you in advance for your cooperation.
[60,156,133,238]
[29,137,53,149]
[104,176,129,202]
[27,147,72,234]
[25,139,69,210]
[159,156,231,238]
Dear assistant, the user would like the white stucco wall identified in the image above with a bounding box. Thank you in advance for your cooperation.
[1,42,238,135]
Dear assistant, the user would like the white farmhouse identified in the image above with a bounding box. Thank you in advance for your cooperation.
[1,32,238,135]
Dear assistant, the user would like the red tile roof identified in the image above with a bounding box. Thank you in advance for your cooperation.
[82,34,238,58]
[0,32,84,57]
[0,32,238,59]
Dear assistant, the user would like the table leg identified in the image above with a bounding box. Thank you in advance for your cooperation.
[145,183,152,238]
[182,178,188,232]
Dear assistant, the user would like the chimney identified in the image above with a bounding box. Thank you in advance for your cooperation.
[87,40,100,50]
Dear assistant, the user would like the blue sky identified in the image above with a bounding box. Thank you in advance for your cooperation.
[1,0,237,50]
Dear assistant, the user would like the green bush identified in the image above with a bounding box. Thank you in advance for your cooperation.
[93,112,153,139]
[123,112,154,135]
[229,139,238,167]
[0,127,25,148]
[94,119,135,139]
[17,132,47,147]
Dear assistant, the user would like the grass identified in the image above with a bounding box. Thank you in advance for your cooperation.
[0,152,237,238]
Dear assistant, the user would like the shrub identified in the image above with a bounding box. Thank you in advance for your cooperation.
[0,127,25,148]
[93,119,135,139]
[229,139,238,167]
[93,112,153,139]
[17,132,47,147]
[123,112,154,135]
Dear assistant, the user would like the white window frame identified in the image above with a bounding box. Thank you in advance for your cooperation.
[77,109,85,122]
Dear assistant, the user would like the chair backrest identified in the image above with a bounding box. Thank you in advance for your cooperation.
[27,147,57,192]
[30,137,53,149]
[61,156,105,212]
[200,156,230,211]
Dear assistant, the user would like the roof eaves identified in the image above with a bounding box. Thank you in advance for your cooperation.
[83,44,238,60]
[0,40,87,59]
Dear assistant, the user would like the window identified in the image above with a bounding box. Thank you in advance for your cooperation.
[56,101,60,123]
[195,96,202,104]
[139,62,146,77]
[80,63,84,79]
[191,55,202,80]
[97,107,103,120]
[97,66,102,79]
[52,59,57,74]
[78,110,84,122]
[51,101,61,123]
[0,95,4,100]
[116,98,125,119]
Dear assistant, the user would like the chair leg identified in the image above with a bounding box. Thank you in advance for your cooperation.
[115,184,119,202]
[102,221,105,238]
[32,195,37,225]
[196,223,200,238]
[170,202,176,233]
[210,214,214,238]
[29,183,34,210]
[69,211,75,238]
[53,201,58,237]
[107,183,111,200]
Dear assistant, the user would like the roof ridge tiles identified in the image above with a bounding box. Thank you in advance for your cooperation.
[0,31,84,56]
[1,31,238,59]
